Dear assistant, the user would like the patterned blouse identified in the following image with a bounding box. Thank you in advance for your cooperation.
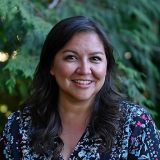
[0,102,160,160]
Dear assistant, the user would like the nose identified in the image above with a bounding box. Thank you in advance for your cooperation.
[76,60,92,75]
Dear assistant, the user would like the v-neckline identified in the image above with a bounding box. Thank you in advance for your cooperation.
[60,127,89,160]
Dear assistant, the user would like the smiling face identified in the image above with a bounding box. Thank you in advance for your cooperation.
[50,32,107,104]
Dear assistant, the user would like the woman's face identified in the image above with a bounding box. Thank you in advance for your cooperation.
[50,32,107,103]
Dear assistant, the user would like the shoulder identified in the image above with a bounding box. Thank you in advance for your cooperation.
[3,110,22,134]
[118,101,160,156]
[120,101,146,114]
[1,106,32,144]
[119,101,160,138]
[120,101,152,122]
[4,107,31,131]
[119,101,160,137]
[1,107,32,139]
[0,107,32,159]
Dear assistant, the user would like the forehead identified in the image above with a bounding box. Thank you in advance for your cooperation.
[62,31,104,50]
[71,31,102,42]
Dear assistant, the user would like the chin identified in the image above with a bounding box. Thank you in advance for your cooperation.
[73,94,95,102]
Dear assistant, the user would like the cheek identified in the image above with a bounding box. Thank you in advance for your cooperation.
[93,65,107,79]
[53,62,74,78]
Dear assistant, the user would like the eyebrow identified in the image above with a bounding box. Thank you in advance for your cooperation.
[62,49,105,55]
[62,49,77,54]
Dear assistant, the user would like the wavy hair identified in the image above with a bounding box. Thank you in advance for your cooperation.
[25,16,123,159]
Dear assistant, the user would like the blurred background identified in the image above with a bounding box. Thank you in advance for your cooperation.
[0,0,160,132]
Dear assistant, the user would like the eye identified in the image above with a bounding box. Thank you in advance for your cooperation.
[64,55,77,62]
[90,56,102,63]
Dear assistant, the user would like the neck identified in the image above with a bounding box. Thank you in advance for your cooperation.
[58,95,93,129]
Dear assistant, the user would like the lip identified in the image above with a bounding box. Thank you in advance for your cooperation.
[71,79,93,88]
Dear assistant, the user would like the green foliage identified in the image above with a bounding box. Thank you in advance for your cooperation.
[0,0,160,130]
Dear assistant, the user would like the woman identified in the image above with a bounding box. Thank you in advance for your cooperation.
[0,16,160,160]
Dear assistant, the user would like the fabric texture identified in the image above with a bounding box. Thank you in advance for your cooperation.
[0,102,160,160]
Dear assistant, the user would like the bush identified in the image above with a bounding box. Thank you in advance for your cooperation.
[0,0,160,131]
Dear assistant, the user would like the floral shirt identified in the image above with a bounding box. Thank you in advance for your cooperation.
[0,102,160,160]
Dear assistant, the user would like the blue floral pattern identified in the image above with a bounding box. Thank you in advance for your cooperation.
[0,102,160,159]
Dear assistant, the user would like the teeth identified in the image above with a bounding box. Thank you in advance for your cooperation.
[73,80,92,85]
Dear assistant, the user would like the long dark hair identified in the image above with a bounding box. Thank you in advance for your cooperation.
[25,16,122,159]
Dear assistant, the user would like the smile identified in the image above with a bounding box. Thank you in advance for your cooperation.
[72,80,93,85]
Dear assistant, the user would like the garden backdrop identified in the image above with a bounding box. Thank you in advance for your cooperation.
[0,0,160,132]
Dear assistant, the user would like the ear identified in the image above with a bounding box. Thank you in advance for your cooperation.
[50,69,54,76]
[50,64,55,76]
